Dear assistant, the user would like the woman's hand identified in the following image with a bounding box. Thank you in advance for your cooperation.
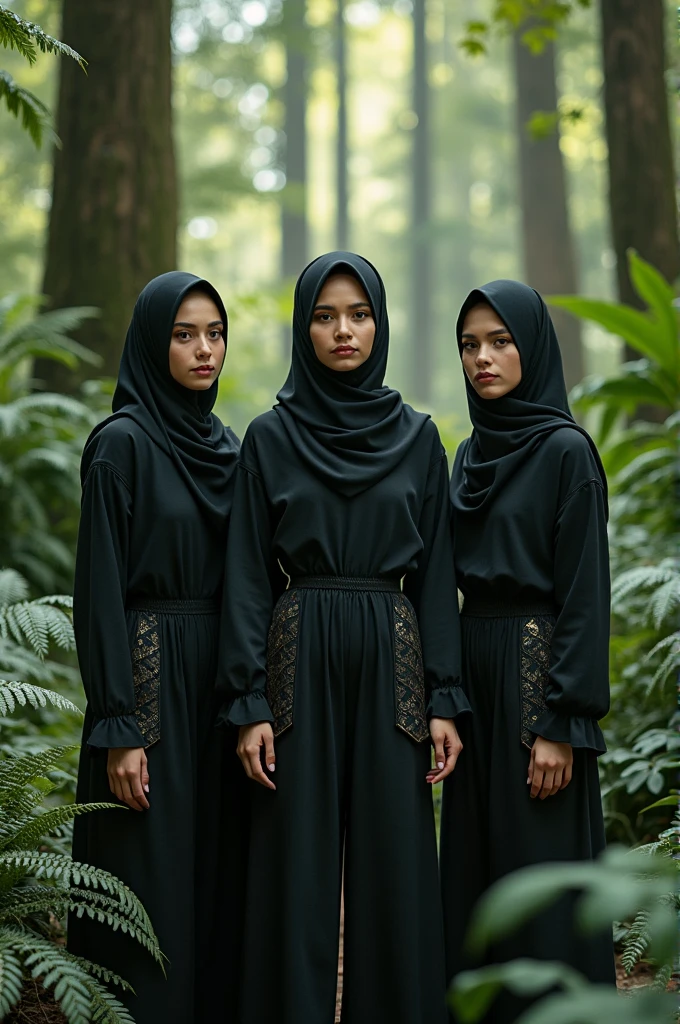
[237,722,276,790]
[107,747,150,811]
[426,717,463,785]
[528,737,573,799]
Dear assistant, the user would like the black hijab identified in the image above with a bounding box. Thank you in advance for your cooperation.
[275,251,430,498]
[451,279,607,515]
[82,271,240,528]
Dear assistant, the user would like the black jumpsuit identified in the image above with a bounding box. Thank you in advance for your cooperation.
[441,427,615,1022]
[218,411,470,1024]
[70,418,246,1023]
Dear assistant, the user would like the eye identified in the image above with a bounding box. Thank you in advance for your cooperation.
[316,313,333,322]
[461,341,477,351]
[209,329,223,340]
[176,330,191,341]
[495,337,510,347]
[354,310,368,321]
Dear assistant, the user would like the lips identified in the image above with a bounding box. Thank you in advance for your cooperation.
[333,346,357,355]
[475,372,498,382]
[191,366,214,375]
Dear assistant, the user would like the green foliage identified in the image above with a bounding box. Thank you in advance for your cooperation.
[460,1,593,56]
[547,253,680,841]
[0,568,163,1022]
[0,295,99,593]
[0,4,85,147]
[0,68,48,145]
[450,844,678,1023]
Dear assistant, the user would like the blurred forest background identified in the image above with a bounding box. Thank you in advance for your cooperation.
[0,0,678,1020]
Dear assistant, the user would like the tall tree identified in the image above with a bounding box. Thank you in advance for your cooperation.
[335,0,349,250]
[280,0,309,293]
[39,0,177,391]
[600,0,680,313]
[513,33,584,389]
[411,0,432,403]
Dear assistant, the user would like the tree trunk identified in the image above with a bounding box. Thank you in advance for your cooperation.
[336,0,349,251]
[600,0,680,316]
[513,33,584,390]
[412,0,432,403]
[38,0,177,392]
[281,0,309,295]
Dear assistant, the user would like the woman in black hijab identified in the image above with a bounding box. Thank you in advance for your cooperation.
[216,252,470,1024]
[440,280,614,1022]
[69,272,243,1023]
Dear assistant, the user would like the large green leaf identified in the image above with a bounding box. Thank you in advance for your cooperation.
[628,250,678,371]
[449,960,586,1024]
[517,987,675,1024]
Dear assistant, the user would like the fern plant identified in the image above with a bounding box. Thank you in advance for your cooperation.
[547,252,680,842]
[0,568,164,1021]
[0,294,99,593]
[0,4,85,146]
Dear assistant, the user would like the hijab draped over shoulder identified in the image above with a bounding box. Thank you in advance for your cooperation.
[81,271,240,528]
[451,279,607,515]
[275,251,430,498]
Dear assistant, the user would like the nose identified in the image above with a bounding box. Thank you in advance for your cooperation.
[475,344,492,366]
[196,334,212,358]
[335,315,353,340]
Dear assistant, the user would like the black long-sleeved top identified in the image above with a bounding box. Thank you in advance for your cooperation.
[452,427,610,752]
[217,412,469,726]
[73,418,233,748]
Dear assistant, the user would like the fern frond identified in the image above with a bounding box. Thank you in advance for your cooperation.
[19,802,117,849]
[0,680,80,717]
[0,70,49,146]
[4,803,122,852]
[0,7,86,68]
[0,306,100,367]
[0,569,28,607]
[649,579,680,630]
[0,745,78,800]
[0,885,163,964]
[620,908,651,973]
[0,929,24,1017]
[0,601,74,658]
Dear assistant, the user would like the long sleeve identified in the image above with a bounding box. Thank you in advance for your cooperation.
[216,462,284,727]
[403,452,471,720]
[531,479,610,753]
[73,462,146,749]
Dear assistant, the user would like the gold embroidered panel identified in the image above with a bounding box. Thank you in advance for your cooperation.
[520,616,554,749]
[266,589,300,737]
[132,612,161,748]
[393,594,429,743]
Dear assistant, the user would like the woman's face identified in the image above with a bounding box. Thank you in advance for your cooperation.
[169,290,226,391]
[460,302,522,399]
[309,273,375,372]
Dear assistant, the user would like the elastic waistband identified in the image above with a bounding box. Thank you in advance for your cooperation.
[127,597,219,615]
[289,575,401,594]
[462,597,557,618]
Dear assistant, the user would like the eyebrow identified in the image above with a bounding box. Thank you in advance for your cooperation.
[460,327,509,339]
[313,302,371,312]
[173,320,224,328]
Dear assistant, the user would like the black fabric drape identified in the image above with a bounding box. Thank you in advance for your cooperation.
[81,271,239,529]
[275,251,430,498]
[450,279,606,516]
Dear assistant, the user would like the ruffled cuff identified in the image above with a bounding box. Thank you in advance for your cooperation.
[88,713,147,750]
[218,692,275,729]
[427,684,472,720]
[530,710,607,755]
